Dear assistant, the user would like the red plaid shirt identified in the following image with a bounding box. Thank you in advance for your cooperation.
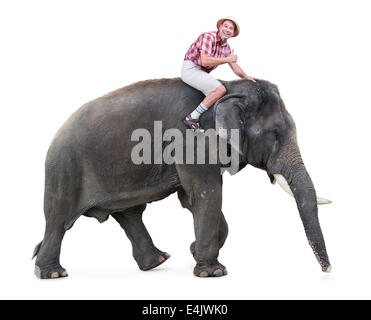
[184,31,231,73]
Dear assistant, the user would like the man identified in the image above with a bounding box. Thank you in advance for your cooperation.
[182,17,258,131]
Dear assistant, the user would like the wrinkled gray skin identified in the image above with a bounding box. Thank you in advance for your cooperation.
[33,78,330,279]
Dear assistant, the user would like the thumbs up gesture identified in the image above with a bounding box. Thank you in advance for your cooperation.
[227,49,238,63]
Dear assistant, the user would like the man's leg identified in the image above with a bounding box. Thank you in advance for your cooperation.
[181,61,227,130]
[202,84,227,108]
[184,85,226,130]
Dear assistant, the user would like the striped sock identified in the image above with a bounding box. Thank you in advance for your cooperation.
[190,103,207,120]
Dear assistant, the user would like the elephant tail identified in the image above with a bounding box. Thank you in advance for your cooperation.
[32,241,43,260]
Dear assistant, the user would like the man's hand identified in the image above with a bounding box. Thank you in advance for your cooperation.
[245,75,259,83]
[226,49,238,63]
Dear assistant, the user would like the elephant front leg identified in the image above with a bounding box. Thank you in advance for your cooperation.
[190,211,228,262]
[193,203,228,277]
[177,164,227,277]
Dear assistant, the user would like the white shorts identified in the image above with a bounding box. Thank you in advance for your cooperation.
[181,60,222,96]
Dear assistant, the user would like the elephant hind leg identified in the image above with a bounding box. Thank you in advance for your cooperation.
[34,192,79,279]
[112,204,170,271]
[34,220,68,279]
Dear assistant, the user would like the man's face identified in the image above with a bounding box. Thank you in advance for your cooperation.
[218,20,235,40]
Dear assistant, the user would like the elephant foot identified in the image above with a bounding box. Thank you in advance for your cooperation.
[193,261,228,278]
[35,264,68,279]
[137,250,171,271]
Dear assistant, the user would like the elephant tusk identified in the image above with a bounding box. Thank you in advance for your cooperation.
[273,174,332,205]
[317,197,333,205]
[273,174,294,196]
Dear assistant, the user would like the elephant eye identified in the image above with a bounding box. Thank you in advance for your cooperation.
[271,128,280,138]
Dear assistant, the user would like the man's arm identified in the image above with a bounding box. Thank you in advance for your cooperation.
[229,62,257,82]
[200,51,237,67]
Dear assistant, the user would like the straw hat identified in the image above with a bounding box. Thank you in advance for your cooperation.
[216,17,240,37]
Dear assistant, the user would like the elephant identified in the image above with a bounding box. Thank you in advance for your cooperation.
[32,77,332,279]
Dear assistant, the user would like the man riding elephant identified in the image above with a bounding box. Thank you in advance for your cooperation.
[182,17,258,131]
[32,18,332,279]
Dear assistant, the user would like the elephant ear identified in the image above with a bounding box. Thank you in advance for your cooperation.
[213,93,248,159]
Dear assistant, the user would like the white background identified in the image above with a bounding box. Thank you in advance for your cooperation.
[1,0,370,300]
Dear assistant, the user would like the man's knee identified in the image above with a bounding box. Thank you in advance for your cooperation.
[214,85,227,97]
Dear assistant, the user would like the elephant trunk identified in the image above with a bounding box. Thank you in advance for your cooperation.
[288,164,331,272]
[268,137,331,272]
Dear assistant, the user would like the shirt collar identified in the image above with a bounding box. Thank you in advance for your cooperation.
[216,31,228,47]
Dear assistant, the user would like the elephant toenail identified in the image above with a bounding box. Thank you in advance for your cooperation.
[159,256,165,263]
[61,271,68,277]
[213,269,223,277]
[51,272,59,278]
[199,271,209,277]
